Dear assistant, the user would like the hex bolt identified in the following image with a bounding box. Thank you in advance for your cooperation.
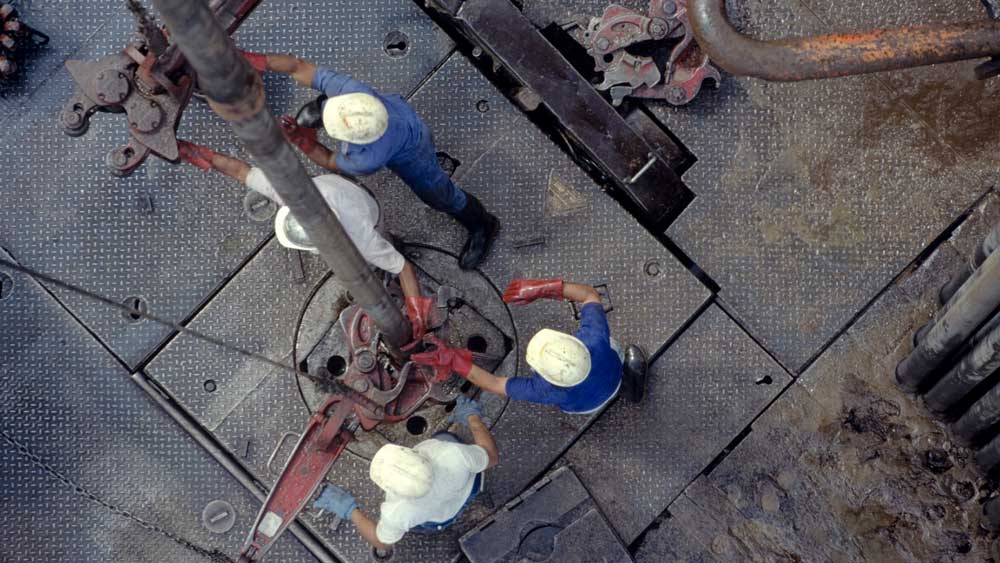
[596,37,611,51]
[352,379,370,392]
[201,500,237,534]
[644,260,661,277]
[111,151,129,167]
[667,86,687,105]
[0,272,13,300]
[661,0,677,15]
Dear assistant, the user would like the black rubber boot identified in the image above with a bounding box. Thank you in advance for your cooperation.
[296,94,327,129]
[621,345,648,403]
[452,193,499,270]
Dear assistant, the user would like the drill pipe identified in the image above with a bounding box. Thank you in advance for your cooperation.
[939,221,1000,306]
[149,0,410,350]
[897,247,1000,392]
[689,0,1000,81]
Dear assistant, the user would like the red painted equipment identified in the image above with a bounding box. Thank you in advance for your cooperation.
[238,304,460,562]
[58,0,263,176]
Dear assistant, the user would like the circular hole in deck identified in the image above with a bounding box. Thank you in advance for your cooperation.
[406,416,428,436]
[326,355,347,377]
[383,30,410,58]
[0,272,13,300]
[122,296,147,323]
[204,380,217,393]
[467,334,488,353]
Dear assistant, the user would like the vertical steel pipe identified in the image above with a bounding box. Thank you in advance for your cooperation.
[688,0,1000,81]
[924,313,1000,414]
[976,433,1000,473]
[939,221,1000,305]
[896,248,1000,392]
[953,382,1000,444]
[150,0,409,349]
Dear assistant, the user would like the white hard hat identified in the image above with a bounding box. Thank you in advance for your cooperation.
[322,93,389,145]
[370,444,434,498]
[526,328,592,387]
[274,206,326,253]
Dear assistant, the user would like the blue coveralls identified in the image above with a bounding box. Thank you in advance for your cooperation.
[312,68,468,215]
[504,303,623,414]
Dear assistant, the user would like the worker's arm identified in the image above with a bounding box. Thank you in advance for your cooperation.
[562,282,602,305]
[278,117,342,172]
[261,53,317,88]
[467,414,499,469]
[503,279,601,306]
[177,140,252,182]
[350,508,393,553]
[209,152,252,183]
[466,364,509,397]
[303,142,341,173]
[399,262,421,301]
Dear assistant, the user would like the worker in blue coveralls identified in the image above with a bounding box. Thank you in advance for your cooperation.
[238,50,500,271]
[412,279,650,414]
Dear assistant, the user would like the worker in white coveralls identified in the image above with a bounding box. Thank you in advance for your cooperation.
[310,395,499,551]
[175,140,434,341]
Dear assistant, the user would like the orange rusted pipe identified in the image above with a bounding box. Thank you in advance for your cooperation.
[689,0,1000,81]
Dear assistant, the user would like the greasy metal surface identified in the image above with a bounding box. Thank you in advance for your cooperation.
[565,304,790,542]
[295,261,512,459]
[658,0,996,373]
[145,51,707,562]
[146,240,516,563]
[441,0,695,229]
[0,250,313,563]
[460,466,632,563]
[640,223,1000,563]
[365,52,711,504]
[689,0,1000,81]
[0,0,452,369]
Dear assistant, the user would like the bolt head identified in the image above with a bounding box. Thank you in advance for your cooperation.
[596,37,611,50]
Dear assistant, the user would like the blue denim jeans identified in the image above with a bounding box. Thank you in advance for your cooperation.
[388,125,468,215]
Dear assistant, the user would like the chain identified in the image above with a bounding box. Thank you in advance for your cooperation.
[1,429,235,563]
[0,256,335,387]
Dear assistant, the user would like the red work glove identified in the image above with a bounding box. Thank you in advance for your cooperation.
[405,296,434,342]
[411,336,474,381]
[502,279,564,305]
[239,49,268,73]
[279,115,318,153]
[177,140,215,171]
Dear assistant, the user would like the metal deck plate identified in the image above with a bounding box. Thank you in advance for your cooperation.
[0,0,452,368]
[460,466,632,563]
[364,52,710,502]
[0,250,312,563]
[565,304,791,543]
[146,240,517,563]
[652,0,994,372]
[145,52,708,563]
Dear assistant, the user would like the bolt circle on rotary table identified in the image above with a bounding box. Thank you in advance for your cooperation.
[292,245,515,461]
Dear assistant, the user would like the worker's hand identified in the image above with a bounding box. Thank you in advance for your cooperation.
[280,115,318,153]
[177,140,215,171]
[405,296,434,342]
[238,49,268,73]
[411,336,474,380]
[447,395,483,428]
[502,279,564,305]
[313,485,357,520]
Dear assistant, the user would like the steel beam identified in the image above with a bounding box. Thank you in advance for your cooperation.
[149,0,410,349]
[429,0,695,231]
